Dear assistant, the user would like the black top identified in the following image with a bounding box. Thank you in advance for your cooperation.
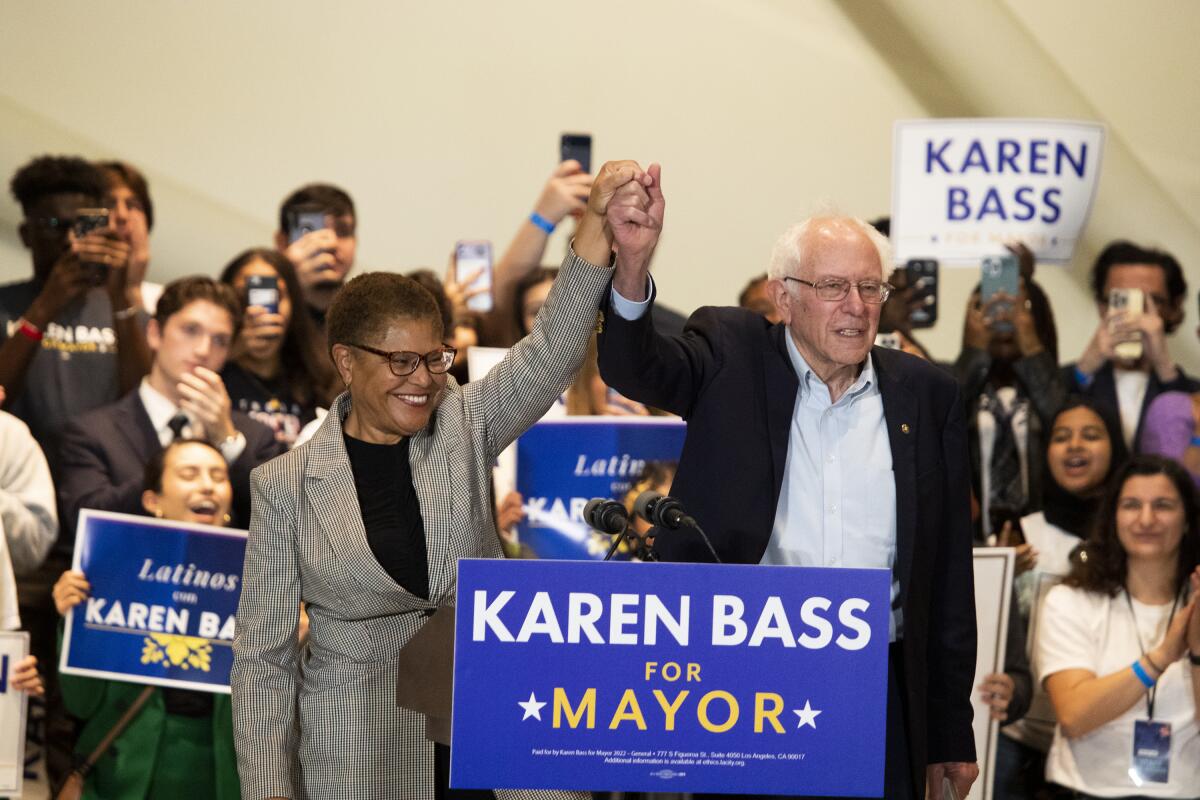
[343,433,429,599]
[221,361,317,449]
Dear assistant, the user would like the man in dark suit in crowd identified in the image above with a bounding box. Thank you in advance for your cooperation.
[58,276,284,538]
[596,168,978,799]
[1064,240,1197,451]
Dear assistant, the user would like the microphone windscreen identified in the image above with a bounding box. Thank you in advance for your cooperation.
[633,490,663,523]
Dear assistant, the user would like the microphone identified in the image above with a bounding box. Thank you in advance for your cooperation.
[584,498,629,535]
[633,490,722,563]
[633,490,694,530]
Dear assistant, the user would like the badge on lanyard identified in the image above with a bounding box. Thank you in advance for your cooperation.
[1131,719,1172,784]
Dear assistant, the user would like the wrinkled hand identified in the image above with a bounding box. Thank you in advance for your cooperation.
[177,367,236,445]
[927,761,979,800]
[608,163,664,269]
[535,160,593,224]
[574,160,651,267]
[53,570,91,616]
[286,228,339,289]
[977,672,1015,721]
[11,655,43,696]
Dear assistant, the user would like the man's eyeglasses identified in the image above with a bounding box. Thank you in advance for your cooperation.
[784,276,893,304]
[348,343,457,377]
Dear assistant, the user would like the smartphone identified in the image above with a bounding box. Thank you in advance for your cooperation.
[286,207,329,244]
[560,133,592,174]
[981,254,1020,333]
[246,274,280,315]
[73,208,111,285]
[874,332,901,350]
[455,240,494,313]
[1109,287,1144,361]
[905,259,938,328]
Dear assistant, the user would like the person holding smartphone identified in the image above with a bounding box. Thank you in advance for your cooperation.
[1066,241,1198,451]
[219,248,338,448]
[954,243,1065,540]
[0,156,148,462]
[273,183,357,337]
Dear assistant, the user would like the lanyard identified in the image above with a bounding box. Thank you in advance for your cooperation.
[1124,588,1180,720]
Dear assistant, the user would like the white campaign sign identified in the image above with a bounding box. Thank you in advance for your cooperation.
[970,548,1015,800]
[0,631,30,796]
[891,119,1105,264]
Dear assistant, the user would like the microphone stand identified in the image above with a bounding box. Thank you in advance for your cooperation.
[602,526,633,562]
[681,518,723,564]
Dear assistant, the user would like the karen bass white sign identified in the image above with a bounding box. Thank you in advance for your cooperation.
[891,119,1105,264]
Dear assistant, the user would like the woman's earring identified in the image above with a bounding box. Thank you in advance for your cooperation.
[223,513,232,525]
[154,509,163,519]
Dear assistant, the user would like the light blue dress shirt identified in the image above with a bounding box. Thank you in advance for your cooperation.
[764,332,901,641]
[610,285,902,640]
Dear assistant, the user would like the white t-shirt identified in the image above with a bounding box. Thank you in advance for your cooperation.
[1113,367,1150,449]
[1038,583,1198,797]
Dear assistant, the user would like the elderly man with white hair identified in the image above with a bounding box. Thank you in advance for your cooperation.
[596,186,979,800]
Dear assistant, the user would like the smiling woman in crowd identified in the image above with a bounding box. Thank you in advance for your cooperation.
[53,439,240,800]
[1038,455,1200,798]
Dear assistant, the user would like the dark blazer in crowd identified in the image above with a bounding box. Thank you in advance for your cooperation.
[1062,361,1198,450]
[954,347,1067,523]
[598,301,977,797]
[56,390,283,538]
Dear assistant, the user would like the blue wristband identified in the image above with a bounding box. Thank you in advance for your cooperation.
[1190,435,1200,449]
[1131,660,1156,688]
[529,211,556,235]
[1074,365,1094,388]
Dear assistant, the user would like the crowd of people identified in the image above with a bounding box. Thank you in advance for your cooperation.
[0,150,1197,800]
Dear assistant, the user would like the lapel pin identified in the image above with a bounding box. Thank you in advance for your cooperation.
[900,423,910,434]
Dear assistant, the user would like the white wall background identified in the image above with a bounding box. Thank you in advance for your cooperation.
[1,0,1197,369]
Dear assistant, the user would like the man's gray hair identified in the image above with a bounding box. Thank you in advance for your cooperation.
[766,216,893,282]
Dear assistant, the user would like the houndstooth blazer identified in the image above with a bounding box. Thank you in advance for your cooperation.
[231,250,610,800]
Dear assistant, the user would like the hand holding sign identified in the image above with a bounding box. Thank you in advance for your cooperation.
[54,570,91,616]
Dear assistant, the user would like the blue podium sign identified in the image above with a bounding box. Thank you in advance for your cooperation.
[514,418,685,560]
[60,510,247,694]
[451,559,889,796]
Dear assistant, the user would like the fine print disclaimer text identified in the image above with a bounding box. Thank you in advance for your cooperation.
[529,748,807,769]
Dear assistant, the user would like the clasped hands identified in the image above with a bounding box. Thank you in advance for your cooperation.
[574,161,664,298]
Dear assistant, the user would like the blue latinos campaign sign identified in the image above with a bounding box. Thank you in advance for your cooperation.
[451,559,889,796]
[60,510,247,694]
[514,418,685,559]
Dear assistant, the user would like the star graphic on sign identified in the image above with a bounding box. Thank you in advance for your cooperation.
[518,692,547,721]
[793,700,822,729]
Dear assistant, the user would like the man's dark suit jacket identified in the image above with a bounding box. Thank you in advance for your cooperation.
[598,300,977,797]
[1062,360,1198,451]
[56,389,285,542]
